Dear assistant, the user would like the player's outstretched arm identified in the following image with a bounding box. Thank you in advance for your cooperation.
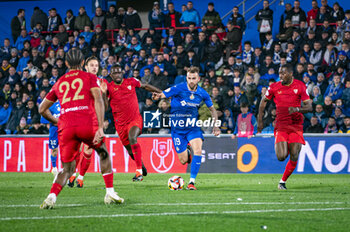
[140,83,162,94]
[39,99,57,126]
[91,87,105,144]
[258,96,269,133]
[288,99,313,114]
[99,81,109,111]
[209,106,221,136]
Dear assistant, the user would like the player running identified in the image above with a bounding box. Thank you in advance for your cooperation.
[67,56,102,188]
[100,64,162,181]
[39,49,123,209]
[154,67,221,190]
[40,101,61,176]
[258,64,312,190]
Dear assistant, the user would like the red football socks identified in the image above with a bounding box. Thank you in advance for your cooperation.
[50,183,62,196]
[102,173,114,188]
[75,153,81,168]
[79,152,92,177]
[131,143,142,169]
[281,160,298,182]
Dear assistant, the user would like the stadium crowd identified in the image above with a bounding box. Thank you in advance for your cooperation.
[0,0,350,135]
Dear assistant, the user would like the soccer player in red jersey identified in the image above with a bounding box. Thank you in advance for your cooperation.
[39,49,124,209]
[100,65,162,181]
[258,64,312,190]
[67,56,101,188]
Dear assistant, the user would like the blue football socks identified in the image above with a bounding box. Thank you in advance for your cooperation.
[51,155,57,168]
[190,155,202,182]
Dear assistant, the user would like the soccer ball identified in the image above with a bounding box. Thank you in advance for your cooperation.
[168,176,184,190]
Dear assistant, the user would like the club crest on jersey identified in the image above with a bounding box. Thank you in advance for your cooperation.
[294,89,298,94]
[190,94,194,100]
[127,85,132,90]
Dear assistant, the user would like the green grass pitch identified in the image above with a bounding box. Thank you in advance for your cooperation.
[0,173,349,232]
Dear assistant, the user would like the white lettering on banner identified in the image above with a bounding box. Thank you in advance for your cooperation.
[298,141,349,173]
[123,147,130,173]
[324,144,348,173]
[208,153,236,160]
[17,140,26,172]
[297,141,325,172]
[43,140,51,172]
[109,140,117,173]
[94,151,100,172]
[3,140,12,172]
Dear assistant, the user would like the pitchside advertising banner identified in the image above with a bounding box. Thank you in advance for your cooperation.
[0,135,349,174]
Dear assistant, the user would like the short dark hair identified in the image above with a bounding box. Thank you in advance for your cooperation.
[281,64,293,73]
[17,9,24,15]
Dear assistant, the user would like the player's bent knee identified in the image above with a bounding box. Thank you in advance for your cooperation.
[128,136,137,145]
[277,155,286,161]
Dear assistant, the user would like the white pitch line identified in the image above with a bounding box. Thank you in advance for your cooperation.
[133,201,348,206]
[0,201,348,208]
[0,204,86,208]
[0,207,349,221]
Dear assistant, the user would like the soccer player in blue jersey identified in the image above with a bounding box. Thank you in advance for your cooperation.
[154,66,221,190]
[41,100,61,176]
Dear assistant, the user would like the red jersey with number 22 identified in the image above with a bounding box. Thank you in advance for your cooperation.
[107,78,141,126]
[45,70,100,130]
[265,79,310,132]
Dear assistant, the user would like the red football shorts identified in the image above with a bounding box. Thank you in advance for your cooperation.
[116,116,143,146]
[274,130,305,145]
[58,126,104,163]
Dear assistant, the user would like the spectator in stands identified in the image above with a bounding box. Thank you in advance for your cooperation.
[321,0,333,14]
[28,116,48,134]
[228,6,246,34]
[164,2,182,34]
[16,50,30,74]
[286,0,306,27]
[92,7,106,30]
[117,7,126,27]
[14,29,31,52]
[182,33,196,53]
[255,0,273,46]
[47,8,62,32]
[316,6,331,24]
[64,9,75,31]
[24,99,39,125]
[333,106,345,127]
[324,116,338,133]
[74,6,91,31]
[16,117,29,134]
[202,2,222,33]
[331,2,345,22]
[305,116,324,133]
[77,36,89,57]
[204,33,222,71]
[11,9,26,43]
[315,73,328,95]
[148,2,164,34]
[232,102,257,138]
[180,1,201,27]
[105,5,119,33]
[309,41,324,69]
[223,21,241,61]
[0,100,12,134]
[154,53,176,78]
[123,6,142,32]
[307,1,319,24]
[6,99,25,134]
[0,38,12,61]
[91,24,107,49]
[149,65,168,90]
[164,27,182,53]
[325,75,344,101]
[55,25,68,45]
[339,116,350,133]
[30,7,48,31]
[79,25,94,44]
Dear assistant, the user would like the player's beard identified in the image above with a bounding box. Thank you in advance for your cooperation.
[188,83,198,91]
